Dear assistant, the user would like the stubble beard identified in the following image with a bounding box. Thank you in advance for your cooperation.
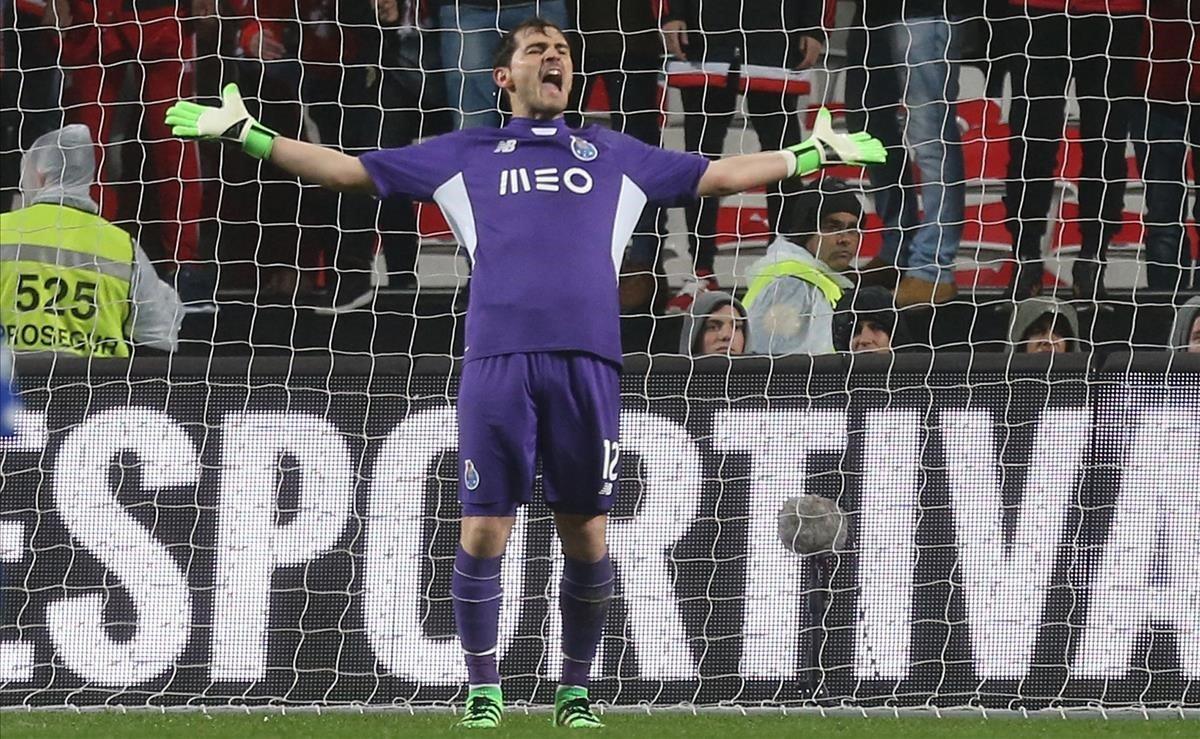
[526,95,566,120]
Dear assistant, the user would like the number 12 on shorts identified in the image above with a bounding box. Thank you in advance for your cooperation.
[600,439,620,495]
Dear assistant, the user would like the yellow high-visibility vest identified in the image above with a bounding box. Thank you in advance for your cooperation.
[0,203,134,357]
[741,259,845,309]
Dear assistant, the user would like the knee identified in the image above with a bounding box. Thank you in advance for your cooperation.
[555,514,608,562]
[460,515,515,558]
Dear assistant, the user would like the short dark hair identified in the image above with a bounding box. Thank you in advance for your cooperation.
[1022,312,1075,345]
[493,17,566,69]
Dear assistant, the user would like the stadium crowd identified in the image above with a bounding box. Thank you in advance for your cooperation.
[0,0,1198,358]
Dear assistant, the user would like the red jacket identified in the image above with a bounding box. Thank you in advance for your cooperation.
[228,0,353,67]
[57,0,189,66]
[1008,0,1144,12]
[62,0,181,23]
[1137,0,1200,103]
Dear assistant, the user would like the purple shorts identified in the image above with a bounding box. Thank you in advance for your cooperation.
[457,352,621,517]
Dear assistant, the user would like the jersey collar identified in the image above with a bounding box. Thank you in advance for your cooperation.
[506,117,569,137]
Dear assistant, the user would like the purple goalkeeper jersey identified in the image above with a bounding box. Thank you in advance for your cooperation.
[360,117,709,365]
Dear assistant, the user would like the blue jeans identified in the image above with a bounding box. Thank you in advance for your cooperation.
[1140,102,1199,290]
[846,17,964,284]
[437,1,569,129]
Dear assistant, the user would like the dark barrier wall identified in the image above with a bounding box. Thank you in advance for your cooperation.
[1,354,1197,708]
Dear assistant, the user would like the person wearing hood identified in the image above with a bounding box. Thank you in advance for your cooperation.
[680,290,750,356]
[832,286,909,354]
[1007,298,1082,354]
[0,125,183,357]
[1169,297,1200,353]
[742,181,861,356]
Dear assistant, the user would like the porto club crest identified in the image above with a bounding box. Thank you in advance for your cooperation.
[570,136,598,162]
[464,459,480,490]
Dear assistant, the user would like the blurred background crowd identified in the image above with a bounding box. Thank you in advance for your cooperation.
[0,0,1197,358]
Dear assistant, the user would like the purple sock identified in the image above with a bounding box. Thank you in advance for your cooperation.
[451,546,503,686]
[559,554,614,688]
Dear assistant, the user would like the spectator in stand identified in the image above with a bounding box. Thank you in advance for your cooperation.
[1002,0,1145,302]
[832,286,910,354]
[744,180,861,356]
[0,125,183,356]
[660,0,828,314]
[679,290,750,357]
[1,0,66,210]
[227,0,340,299]
[1136,0,1198,292]
[567,0,669,314]
[845,0,964,307]
[1008,298,1081,354]
[228,0,416,306]
[1170,297,1200,352]
[368,0,430,290]
[53,0,213,301]
[435,0,569,129]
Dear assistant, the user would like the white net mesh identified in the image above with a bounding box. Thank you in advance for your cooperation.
[0,0,1197,711]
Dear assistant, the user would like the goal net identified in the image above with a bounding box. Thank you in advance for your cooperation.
[1,1,1197,712]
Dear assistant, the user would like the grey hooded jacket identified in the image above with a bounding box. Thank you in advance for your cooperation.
[679,290,751,356]
[1007,298,1081,353]
[14,125,183,353]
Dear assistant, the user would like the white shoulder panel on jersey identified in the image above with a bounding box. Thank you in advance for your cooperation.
[610,175,648,281]
[433,173,478,261]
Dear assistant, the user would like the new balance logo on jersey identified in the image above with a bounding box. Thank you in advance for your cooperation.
[494,139,517,153]
[499,167,594,196]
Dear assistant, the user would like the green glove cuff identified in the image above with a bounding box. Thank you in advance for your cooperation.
[790,140,824,177]
[241,121,279,160]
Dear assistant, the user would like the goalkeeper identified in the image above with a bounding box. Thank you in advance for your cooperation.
[165,16,884,729]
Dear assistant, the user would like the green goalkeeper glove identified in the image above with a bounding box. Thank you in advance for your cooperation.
[786,107,887,177]
[164,83,279,160]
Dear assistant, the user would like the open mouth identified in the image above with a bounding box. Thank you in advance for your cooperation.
[541,68,564,93]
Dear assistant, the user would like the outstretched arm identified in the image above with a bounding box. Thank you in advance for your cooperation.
[269,138,375,194]
[698,151,792,197]
[165,83,375,194]
[697,108,885,197]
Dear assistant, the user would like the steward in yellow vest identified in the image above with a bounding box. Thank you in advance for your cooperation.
[1,126,182,357]
[743,183,862,355]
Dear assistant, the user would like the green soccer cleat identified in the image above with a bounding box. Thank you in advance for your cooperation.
[553,686,604,729]
[456,685,503,729]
